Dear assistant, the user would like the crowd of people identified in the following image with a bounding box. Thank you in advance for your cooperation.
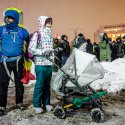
[53,32,125,72]
[0,8,125,116]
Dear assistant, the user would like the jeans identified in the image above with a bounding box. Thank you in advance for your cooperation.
[61,55,68,67]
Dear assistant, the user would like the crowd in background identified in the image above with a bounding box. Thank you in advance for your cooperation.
[53,32,125,72]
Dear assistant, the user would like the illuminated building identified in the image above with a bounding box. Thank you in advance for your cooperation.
[94,24,125,42]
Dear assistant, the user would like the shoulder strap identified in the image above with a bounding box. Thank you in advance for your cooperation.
[1,26,6,39]
[18,27,25,41]
[29,31,41,45]
[18,27,22,32]
[35,31,41,44]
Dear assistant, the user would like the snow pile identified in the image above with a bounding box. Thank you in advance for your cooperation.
[90,58,125,93]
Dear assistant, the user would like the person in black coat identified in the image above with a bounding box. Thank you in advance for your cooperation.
[53,38,61,71]
[115,36,124,58]
[111,40,117,61]
[86,39,93,54]
[59,35,70,67]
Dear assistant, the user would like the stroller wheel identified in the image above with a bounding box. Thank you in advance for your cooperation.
[90,108,104,123]
[53,105,66,119]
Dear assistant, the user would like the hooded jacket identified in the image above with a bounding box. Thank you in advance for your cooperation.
[0,9,29,60]
[99,33,111,61]
[28,16,53,65]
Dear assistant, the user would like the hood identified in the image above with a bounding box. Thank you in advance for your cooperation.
[99,33,105,41]
[4,10,19,29]
[38,16,52,29]
[4,10,19,24]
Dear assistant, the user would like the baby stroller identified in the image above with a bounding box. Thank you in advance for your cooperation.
[49,48,107,123]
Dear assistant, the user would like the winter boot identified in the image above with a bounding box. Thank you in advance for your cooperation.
[34,107,43,114]
[15,103,25,111]
[0,107,6,116]
[45,105,53,112]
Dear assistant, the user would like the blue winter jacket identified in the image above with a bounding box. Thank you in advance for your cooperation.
[0,10,29,62]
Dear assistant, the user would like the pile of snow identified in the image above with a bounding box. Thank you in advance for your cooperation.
[90,58,125,93]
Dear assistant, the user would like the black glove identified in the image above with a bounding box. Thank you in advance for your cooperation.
[44,50,53,57]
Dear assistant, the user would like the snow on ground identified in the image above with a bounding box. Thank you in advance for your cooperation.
[2,58,125,125]
[91,58,125,93]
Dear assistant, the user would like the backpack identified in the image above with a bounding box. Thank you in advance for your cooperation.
[28,31,41,60]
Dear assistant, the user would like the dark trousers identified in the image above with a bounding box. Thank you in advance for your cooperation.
[61,55,68,67]
[0,60,24,107]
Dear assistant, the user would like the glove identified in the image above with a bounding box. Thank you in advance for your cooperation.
[58,47,63,51]
[44,50,53,57]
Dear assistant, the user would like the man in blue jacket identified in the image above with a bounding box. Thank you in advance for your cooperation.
[0,9,29,116]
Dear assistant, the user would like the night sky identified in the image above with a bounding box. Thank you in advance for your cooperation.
[0,0,125,42]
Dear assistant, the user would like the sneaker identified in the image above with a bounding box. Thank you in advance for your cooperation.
[45,105,53,112]
[16,103,25,111]
[34,107,43,114]
[0,107,6,116]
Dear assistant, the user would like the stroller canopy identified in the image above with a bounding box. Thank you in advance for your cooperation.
[53,48,105,96]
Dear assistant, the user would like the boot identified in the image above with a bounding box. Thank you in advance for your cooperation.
[15,103,25,111]
[0,107,6,116]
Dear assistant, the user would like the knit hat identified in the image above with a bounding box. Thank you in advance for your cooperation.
[78,33,84,37]
[61,35,67,40]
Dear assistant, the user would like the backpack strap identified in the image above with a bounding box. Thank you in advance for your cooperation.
[3,55,22,82]
[35,31,41,44]
[1,26,6,39]
[28,31,41,60]
[18,27,25,41]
